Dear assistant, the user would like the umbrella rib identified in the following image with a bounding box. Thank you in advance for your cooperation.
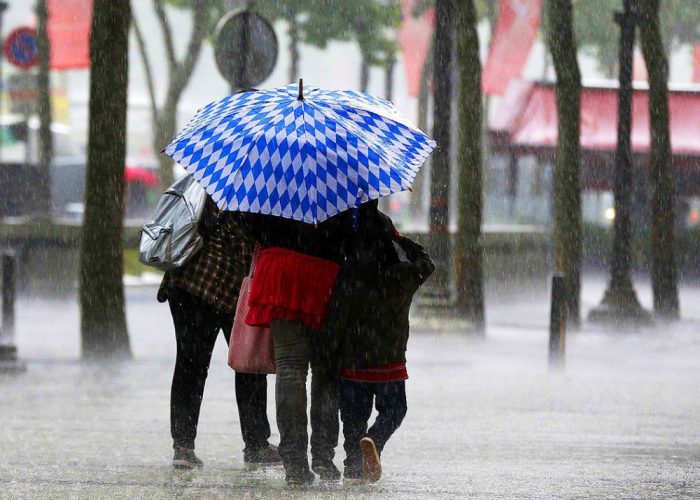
[297,101,317,224]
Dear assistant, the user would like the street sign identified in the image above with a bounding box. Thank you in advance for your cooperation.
[214,9,278,89]
[8,73,37,115]
[3,27,39,69]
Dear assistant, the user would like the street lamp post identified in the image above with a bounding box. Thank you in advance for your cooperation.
[36,0,53,217]
[0,1,7,162]
[225,0,251,96]
[589,0,650,325]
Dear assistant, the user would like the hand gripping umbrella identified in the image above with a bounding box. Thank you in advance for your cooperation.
[163,80,436,224]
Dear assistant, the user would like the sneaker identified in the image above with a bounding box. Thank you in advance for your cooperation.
[312,457,341,481]
[172,446,203,470]
[359,437,381,483]
[285,464,316,486]
[243,444,282,465]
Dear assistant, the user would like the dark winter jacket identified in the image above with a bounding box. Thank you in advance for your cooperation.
[325,233,435,370]
[240,212,352,264]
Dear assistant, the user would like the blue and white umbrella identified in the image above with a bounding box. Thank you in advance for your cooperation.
[163,82,436,224]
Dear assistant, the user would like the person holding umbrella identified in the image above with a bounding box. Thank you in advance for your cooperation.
[162,81,436,485]
[240,207,351,484]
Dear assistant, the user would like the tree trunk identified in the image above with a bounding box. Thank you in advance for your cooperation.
[35,0,52,216]
[639,0,679,319]
[380,54,396,214]
[384,54,395,102]
[429,0,454,295]
[410,39,434,218]
[288,13,300,82]
[80,0,131,360]
[155,107,177,190]
[360,53,370,92]
[547,0,582,327]
[418,41,432,133]
[454,0,485,333]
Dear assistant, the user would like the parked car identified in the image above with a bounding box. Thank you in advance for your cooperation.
[51,157,160,220]
[0,116,160,221]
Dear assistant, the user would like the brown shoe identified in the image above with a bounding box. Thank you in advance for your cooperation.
[359,437,381,483]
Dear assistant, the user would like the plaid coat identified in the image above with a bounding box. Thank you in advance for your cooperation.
[157,197,254,313]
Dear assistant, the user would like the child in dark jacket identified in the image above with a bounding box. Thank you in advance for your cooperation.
[326,202,435,483]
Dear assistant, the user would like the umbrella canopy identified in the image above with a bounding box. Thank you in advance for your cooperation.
[163,82,436,224]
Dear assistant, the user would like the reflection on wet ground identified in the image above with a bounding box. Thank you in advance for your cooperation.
[2,279,699,498]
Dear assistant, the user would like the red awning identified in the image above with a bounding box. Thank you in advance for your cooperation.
[398,0,434,97]
[490,80,700,157]
[482,0,542,96]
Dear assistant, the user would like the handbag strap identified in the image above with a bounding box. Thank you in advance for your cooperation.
[249,244,262,277]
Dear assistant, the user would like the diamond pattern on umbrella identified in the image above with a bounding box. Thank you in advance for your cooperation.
[164,84,436,224]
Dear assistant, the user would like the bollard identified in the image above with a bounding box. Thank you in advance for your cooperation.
[0,251,25,373]
[2,252,16,338]
[548,274,566,369]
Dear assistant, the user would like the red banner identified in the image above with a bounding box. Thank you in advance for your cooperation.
[632,48,647,82]
[693,45,700,83]
[482,0,542,96]
[398,0,435,97]
[48,0,92,70]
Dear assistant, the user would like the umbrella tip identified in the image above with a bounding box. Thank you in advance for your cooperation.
[297,79,304,101]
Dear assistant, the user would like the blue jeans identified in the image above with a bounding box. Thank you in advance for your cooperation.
[270,320,339,473]
[339,378,407,475]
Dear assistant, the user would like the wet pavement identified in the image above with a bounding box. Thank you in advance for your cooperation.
[1,277,700,498]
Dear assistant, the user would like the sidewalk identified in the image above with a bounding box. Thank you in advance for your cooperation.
[1,278,699,498]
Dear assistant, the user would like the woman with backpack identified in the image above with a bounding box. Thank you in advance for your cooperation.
[157,197,280,469]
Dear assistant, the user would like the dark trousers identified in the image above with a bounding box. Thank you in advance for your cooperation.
[339,378,407,474]
[168,287,271,451]
[270,319,339,471]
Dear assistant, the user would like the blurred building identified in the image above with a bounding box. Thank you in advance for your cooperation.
[3,1,699,228]
[487,80,700,230]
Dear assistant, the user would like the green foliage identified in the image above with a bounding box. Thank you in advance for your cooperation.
[256,0,402,66]
[123,249,159,277]
[414,0,497,27]
[574,0,700,77]
[165,0,224,38]
[306,0,402,65]
[574,0,626,76]
[418,0,700,78]
[474,0,499,30]
[166,0,402,68]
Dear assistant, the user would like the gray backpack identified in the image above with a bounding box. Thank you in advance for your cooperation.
[139,175,207,271]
